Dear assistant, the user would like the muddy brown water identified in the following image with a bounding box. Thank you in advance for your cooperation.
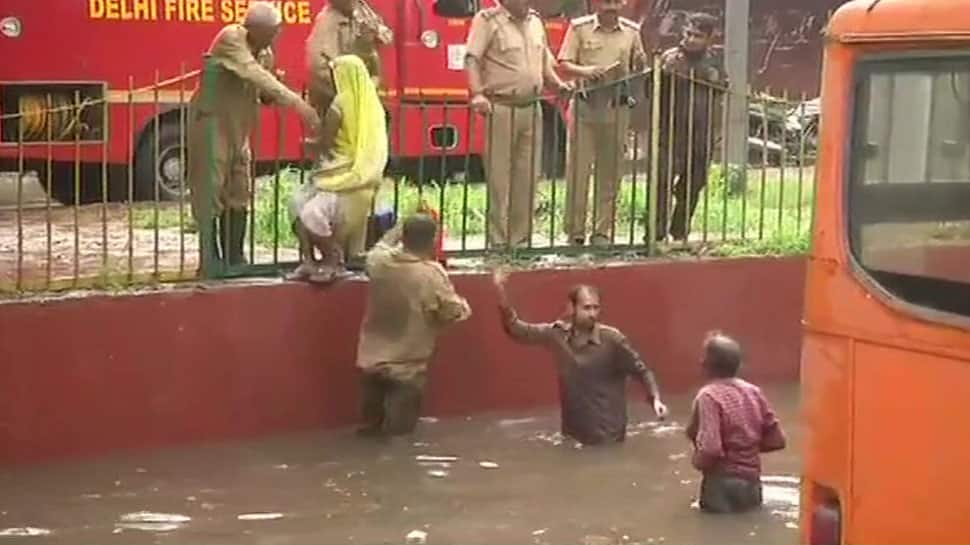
[0,384,800,544]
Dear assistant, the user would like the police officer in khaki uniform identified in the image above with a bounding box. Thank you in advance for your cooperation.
[465,0,571,249]
[558,0,646,246]
[187,2,318,272]
[305,0,390,120]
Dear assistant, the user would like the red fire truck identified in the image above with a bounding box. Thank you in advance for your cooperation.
[0,0,570,202]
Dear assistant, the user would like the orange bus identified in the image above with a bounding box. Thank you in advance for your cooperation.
[800,0,970,543]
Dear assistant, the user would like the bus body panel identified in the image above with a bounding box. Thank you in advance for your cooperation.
[802,1,970,543]
[849,343,970,544]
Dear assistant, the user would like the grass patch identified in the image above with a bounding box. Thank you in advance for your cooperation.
[135,164,816,258]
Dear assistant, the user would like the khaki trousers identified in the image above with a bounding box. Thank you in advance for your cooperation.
[564,102,629,242]
[483,103,543,248]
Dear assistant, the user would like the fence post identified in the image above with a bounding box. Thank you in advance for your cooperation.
[724,0,749,182]
[647,55,662,255]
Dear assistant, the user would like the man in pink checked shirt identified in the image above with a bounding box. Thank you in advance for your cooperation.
[686,332,787,513]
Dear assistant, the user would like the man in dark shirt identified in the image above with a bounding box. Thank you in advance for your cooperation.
[686,332,787,513]
[492,269,668,445]
[654,12,727,242]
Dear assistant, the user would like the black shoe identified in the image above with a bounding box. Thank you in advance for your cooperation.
[199,218,224,277]
[221,209,249,266]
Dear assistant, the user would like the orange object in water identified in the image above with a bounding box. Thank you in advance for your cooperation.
[417,202,447,267]
[800,1,970,544]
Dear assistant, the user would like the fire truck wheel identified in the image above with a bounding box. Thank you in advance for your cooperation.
[134,120,187,202]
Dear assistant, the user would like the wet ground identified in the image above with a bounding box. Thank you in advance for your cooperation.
[0,384,800,545]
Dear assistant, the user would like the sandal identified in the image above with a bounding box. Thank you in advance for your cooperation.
[285,262,317,281]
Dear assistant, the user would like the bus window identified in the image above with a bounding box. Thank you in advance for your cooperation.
[848,54,970,318]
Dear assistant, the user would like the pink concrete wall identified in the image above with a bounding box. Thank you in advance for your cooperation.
[0,257,805,466]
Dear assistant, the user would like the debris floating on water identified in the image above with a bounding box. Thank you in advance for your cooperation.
[531,432,565,446]
[237,513,284,521]
[479,461,500,469]
[119,512,190,524]
[418,417,439,424]
[583,534,612,545]
[273,464,289,470]
[499,417,538,427]
[427,469,449,478]
[0,527,52,537]
[415,454,459,463]
[115,512,190,533]
[406,529,428,544]
[532,528,548,536]
[667,453,687,461]
[785,522,799,529]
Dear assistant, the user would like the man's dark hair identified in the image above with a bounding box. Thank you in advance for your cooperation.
[687,12,719,36]
[703,331,742,378]
[567,284,600,305]
[401,213,438,254]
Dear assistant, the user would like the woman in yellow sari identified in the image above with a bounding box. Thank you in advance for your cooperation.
[289,54,388,282]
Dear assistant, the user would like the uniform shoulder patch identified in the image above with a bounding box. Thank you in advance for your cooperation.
[618,16,641,31]
[571,14,596,26]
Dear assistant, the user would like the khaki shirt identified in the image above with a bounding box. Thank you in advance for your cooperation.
[191,24,302,147]
[465,6,554,100]
[306,5,381,88]
[356,231,471,370]
[559,14,646,107]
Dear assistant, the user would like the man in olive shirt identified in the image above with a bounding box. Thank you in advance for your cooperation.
[558,0,647,246]
[188,1,318,272]
[493,268,668,445]
[465,0,571,249]
[356,214,472,436]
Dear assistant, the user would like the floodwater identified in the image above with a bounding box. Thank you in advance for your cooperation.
[0,384,800,545]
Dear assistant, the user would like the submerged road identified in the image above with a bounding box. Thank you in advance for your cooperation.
[0,384,800,544]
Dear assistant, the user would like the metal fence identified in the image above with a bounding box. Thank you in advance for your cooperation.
[0,57,817,295]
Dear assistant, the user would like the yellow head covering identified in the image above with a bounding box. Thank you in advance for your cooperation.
[313,54,388,192]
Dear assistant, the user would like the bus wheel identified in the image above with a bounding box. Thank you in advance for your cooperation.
[134,120,187,202]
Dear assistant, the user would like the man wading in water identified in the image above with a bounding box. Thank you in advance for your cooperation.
[492,268,668,445]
